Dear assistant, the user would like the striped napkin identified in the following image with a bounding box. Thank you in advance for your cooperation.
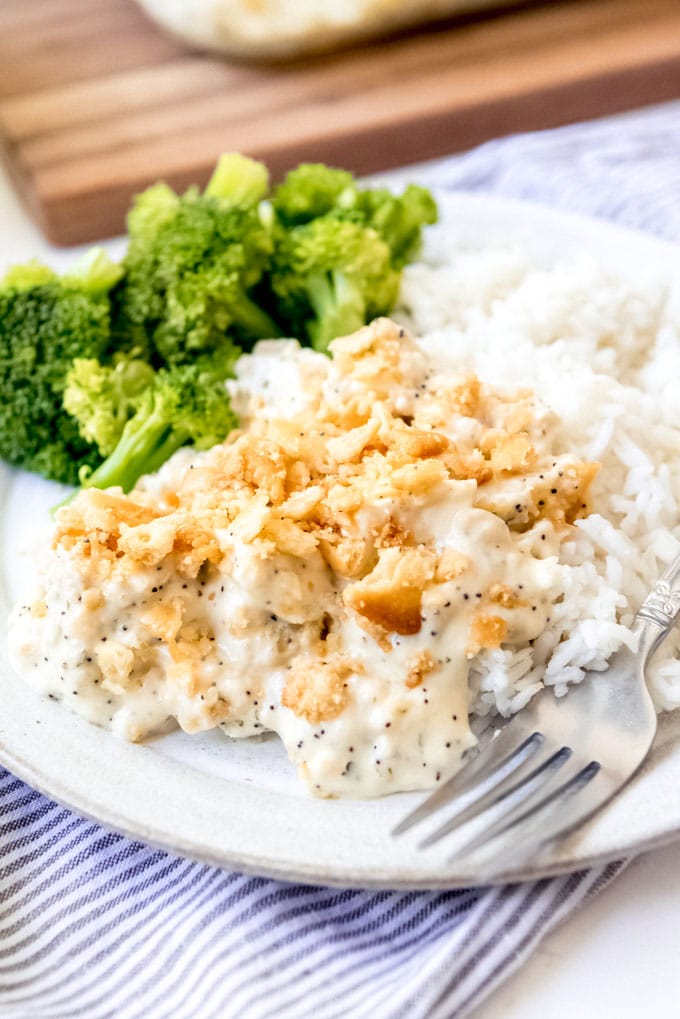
[2,99,678,1019]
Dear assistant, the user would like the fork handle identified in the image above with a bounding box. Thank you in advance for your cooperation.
[633,550,680,662]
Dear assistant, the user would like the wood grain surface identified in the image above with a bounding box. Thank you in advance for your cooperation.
[1,0,680,246]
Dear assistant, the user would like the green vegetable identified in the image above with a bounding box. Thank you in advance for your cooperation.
[77,355,239,494]
[272,164,357,225]
[115,155,281,367]
[269,216,400,353]
[1,261,58,290]
[0,154,438,495]
[63,355,156,457]
[63,246,127,297]
[0,249,123,485]
[351,184,438,269]
[205,152,270,207]
[268,163,437,349]
[271,164,437,268]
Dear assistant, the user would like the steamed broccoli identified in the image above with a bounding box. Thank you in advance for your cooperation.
[267,164,437,349]
[1,261,61,290]
[351,184,438,268]
[271,164,437,268]
[272,164,357,225]
[0,155,438,494]
[115,154,281,366]
[64,355,156,457]
[0,249,123,484]
[205,152,270,206]
[269,216,400,353]
[77,357,239,494]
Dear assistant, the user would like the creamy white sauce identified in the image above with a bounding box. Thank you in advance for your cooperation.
[8,322,587,798]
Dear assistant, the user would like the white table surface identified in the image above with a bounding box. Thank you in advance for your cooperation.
[2,163,680,1019]
[472,845,680,1018]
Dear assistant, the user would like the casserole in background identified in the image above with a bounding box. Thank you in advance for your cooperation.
[135,0,529,60]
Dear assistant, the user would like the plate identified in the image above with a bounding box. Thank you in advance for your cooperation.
[3,192,680,889]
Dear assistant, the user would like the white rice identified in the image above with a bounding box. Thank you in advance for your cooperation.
[395,238,680,717]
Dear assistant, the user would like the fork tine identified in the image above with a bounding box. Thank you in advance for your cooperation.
[392,726,544,837]
[419,745,572,848]
[448,760,602,866]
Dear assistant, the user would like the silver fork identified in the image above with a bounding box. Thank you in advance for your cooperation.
[393,551,680,874]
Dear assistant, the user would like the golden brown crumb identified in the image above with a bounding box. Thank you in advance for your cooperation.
[466,613,509,657]
[118,516,178,566]
[282,655,356,723]
[405,650,436,689]
[389,458,449,495]
[96,640,135,695]
[319,535,374,579]
[386,422,449,464]
[48,318,599,734]
[435,548,471,583]
[482,431,536,474]
[441,448,493,485]
[328,318,406,394]
[487,583,529,609]
[375,518,413,550]
[344,547,437,635]
[448,376,481,418]
[141,599,184,644]
[81,588,103,611]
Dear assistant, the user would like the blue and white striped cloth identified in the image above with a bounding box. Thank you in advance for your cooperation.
[2,99,679,1019]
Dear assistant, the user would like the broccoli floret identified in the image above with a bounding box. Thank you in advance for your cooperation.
[78,358,239,494]
[126,182,180,239]
[1,261,58,289]
[205,152,270,206]
[272,167,437,268]
[63,246,127,297]
[352,184,438,268]
[0,249,123,484]
[116,155,281,366]
[270,216,400,353]
[63,355,156,456]
[0,154,439,494]
[272,164,357,225]
[269,169,437,349]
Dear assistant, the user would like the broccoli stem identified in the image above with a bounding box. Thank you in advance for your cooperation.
[80,410,188,494]
[306,271,366,353]
[231,294,283,341]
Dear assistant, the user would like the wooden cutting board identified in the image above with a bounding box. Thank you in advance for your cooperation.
[2,0,680,246]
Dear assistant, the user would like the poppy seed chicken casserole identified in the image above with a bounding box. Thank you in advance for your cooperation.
[9,319,599,797]
[135,0,521,60]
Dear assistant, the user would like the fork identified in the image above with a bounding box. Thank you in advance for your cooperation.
[393,551,680,875]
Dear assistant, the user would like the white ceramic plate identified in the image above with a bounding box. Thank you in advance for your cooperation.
[3,193,680,889]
